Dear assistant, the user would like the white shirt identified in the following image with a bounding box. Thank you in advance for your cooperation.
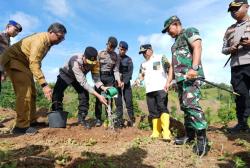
[139,55,167,93]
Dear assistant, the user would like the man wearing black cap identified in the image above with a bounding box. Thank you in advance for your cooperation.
[94,36,121,127]
[115,41,135,127]
[162,16,209,156]
[134,44,171,141]
[0,20,22,93]
[222,0,250,133]
[51,46,108,129]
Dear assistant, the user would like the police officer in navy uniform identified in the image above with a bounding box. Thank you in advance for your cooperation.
[94,36,121,126]
[116,41,135,127]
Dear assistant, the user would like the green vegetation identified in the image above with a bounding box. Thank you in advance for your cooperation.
[0,80,242,126]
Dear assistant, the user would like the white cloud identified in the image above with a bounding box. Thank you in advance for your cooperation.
[137,33,172,54]
[9,12,40,32]
[8,12,40,44]
[44,0,73,18]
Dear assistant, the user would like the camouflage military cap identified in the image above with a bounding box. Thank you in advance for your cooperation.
[161,16,180,34]
[228,0,248,12]
[139,44,152,54]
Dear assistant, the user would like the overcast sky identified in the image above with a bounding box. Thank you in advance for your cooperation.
[0,0,235,84]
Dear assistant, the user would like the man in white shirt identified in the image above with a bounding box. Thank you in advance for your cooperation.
[135,44,171,141]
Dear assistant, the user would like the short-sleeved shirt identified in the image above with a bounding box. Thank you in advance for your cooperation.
[138,55,168,93]
[222,18,250,67]
[171,27,204,82]
[98,50,120,81]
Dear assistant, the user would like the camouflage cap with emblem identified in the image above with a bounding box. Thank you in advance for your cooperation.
[84,46,98,64]
[139,44,152,54]
[228,0,248,12]
[161,15,180,34]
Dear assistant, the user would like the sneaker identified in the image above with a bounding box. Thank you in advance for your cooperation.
[193,137,210,156]
[227,123,249,133]
[12,127,38,135]
[25,127,38,135]
[95,119,102,127]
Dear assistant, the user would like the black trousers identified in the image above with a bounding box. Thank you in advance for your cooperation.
[231,64,250,124]
[52,75,89,120]
[146,90,168,119]
[95,74,116,120]
[116,82,134,120]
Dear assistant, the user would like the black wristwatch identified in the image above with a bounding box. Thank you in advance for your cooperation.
[192,65,200,71]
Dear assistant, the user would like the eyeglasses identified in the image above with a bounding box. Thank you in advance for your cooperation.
[54,32,65,41]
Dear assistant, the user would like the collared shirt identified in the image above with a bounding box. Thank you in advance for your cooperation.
[0,32,51,85]
[59,54,103,94]
[98,49,120,81]
[119,54,133,84]
[171,27,204,82]
[0,31,10,71]
[137,55,167,93]
[222,18,250,67]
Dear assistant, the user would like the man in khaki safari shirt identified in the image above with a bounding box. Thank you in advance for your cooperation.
[0,23,67,135]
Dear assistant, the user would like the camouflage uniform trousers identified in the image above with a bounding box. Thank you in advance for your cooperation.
[177,80,207,130]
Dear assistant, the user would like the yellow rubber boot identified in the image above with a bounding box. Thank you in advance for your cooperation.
[150,118,161,138]
[160,113,171,141]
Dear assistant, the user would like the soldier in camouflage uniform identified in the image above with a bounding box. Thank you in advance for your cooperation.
[162,16,209,156]
[222,0,250,133]
[94,36,121,127]
[0,20,22,92]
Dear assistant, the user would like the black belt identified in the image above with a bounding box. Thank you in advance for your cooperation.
[100,71,113,75]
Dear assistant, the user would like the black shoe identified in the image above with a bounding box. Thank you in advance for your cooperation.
[12,127,38,135]
[81,120,91,129]
[127,120,134,127]
[175,136,194,145]
[193,137,210,156]
[0,123,4,128]
[95,119,102,127]
[227,123,249,133]
[114,121,124,129]
[30,121,47,127]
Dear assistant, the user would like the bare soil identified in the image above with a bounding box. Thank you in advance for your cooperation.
[0,108,249,168]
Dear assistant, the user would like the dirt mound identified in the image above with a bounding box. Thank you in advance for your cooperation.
[0,108,249,168]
